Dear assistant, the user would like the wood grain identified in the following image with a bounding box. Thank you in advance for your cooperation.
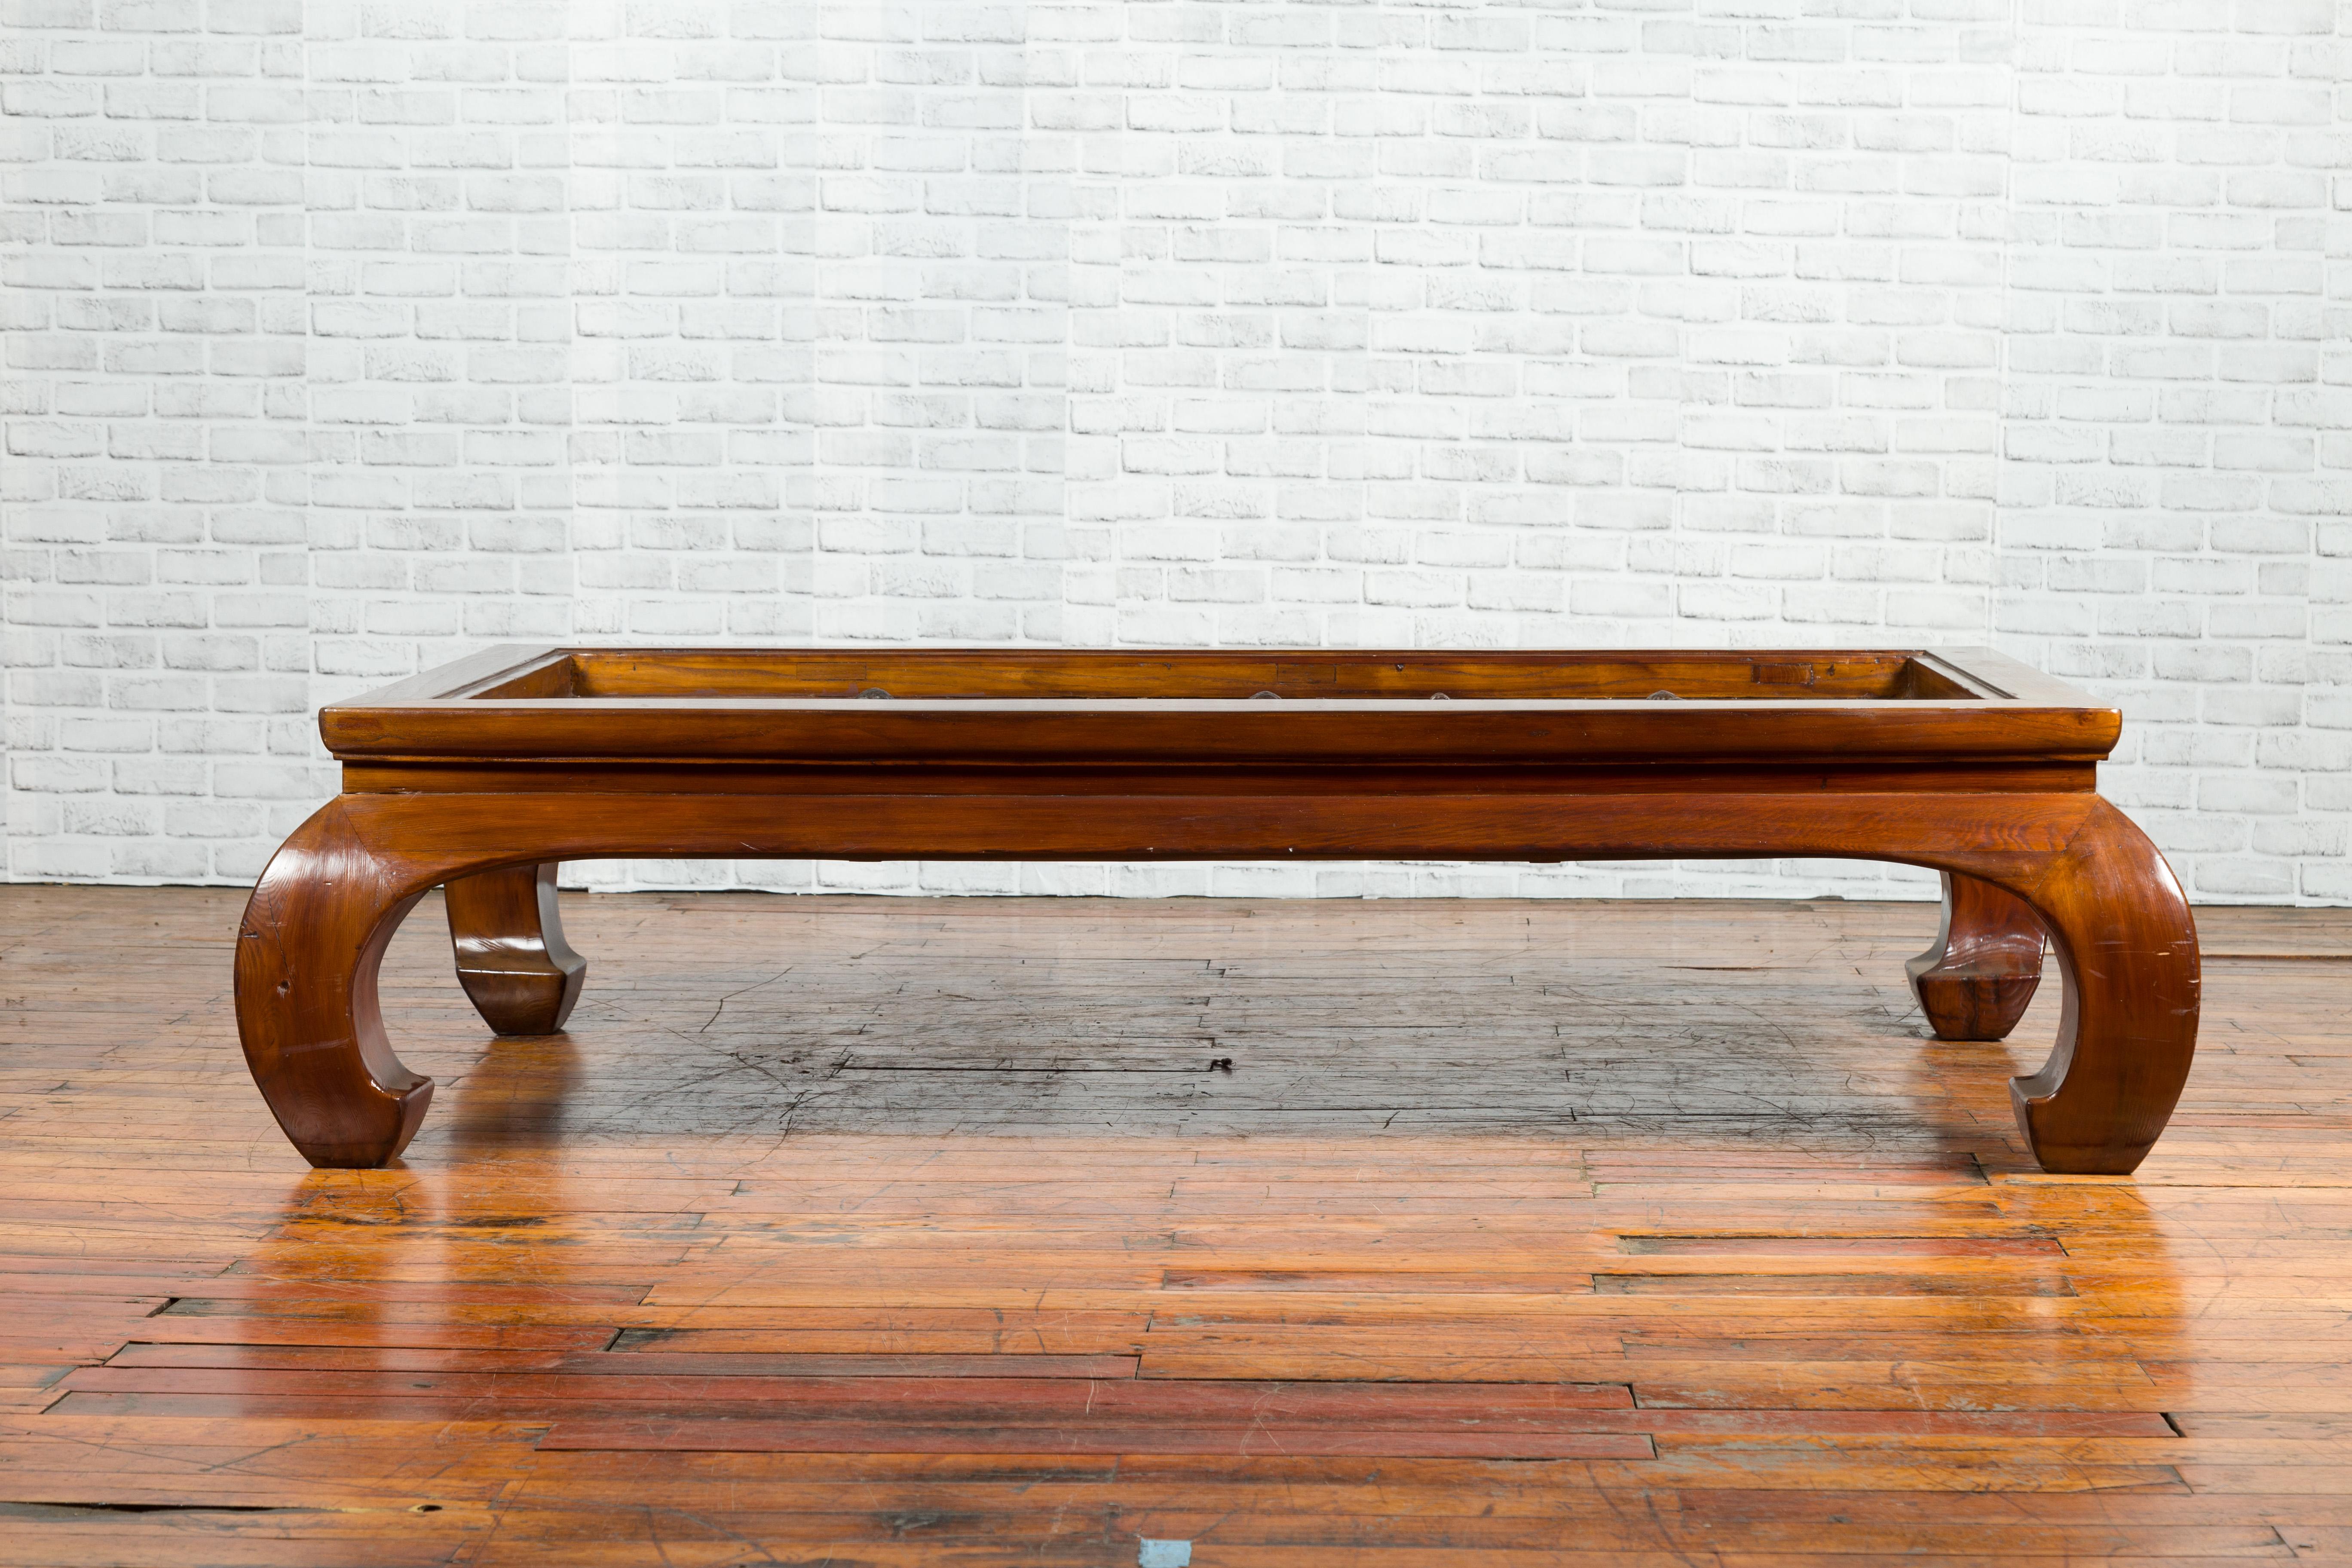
[6,888,2343,1561]
[234,787,2198,1174]
[1908,871,2047,1041]
[442,863,585,1037]
[236,645,2198,1176]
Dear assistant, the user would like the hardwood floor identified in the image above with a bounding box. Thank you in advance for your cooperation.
[3,885,2350,1564]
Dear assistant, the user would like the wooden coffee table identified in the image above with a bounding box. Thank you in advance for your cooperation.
[236,647,2199,1175]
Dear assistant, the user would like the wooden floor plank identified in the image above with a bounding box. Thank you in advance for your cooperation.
[0,887,2347,1561]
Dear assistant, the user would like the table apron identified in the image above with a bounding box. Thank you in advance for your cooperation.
[318,790,2098,872]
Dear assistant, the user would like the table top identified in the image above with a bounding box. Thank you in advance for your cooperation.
[320,647,2119,772]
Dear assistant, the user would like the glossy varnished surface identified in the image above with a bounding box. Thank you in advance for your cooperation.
[239,644,2190,1174]
[444,864,585,1038]
[315,646,2122,771]
[232,790,2199,1172]
[8,888,2351,1562]
[1909,872,2049,1042]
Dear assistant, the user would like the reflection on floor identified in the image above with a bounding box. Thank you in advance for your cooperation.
[3,887,2349,1562]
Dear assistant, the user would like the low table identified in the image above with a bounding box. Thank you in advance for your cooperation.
[236,647,2199,1175]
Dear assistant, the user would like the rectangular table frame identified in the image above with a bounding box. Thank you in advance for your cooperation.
[234,647,2200,1176]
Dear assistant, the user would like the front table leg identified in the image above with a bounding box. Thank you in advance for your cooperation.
[1997,800,2201,1175]
[1907,872,2045,1041]
[234,801,436,1168]
[444,863,585,1037]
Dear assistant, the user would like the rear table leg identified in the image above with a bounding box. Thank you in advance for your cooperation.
[1908,872,2046,1041]
[445,863,585,1037]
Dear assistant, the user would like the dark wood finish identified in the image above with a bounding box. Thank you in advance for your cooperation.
[1,888,2343,1560]
[233,812,435,1171]
[443,864,585,1037]
[234,646,2199,1175]
[1909,872,2047,1041]
[317,652,2119,769]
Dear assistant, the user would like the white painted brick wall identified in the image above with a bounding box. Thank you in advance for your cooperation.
[3,0,2345,903]
[2000,0,2352,903]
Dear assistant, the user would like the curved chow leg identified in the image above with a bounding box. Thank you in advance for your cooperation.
[234,801,438,1169]
[1906,872,2046,1041]
[232,788,2197,1173]
[444,863,585,1037]
[1984,801,2201,1176]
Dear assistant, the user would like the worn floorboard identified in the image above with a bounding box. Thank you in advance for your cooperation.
[1,886,2349,1563]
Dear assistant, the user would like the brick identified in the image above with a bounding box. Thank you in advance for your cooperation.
[0,1,2331,905]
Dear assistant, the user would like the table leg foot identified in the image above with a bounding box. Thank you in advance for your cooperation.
[233,801,434,1169]
[1906,872,2045,1041]
[1999,802,2201,1176]
[445,863,585,1037]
